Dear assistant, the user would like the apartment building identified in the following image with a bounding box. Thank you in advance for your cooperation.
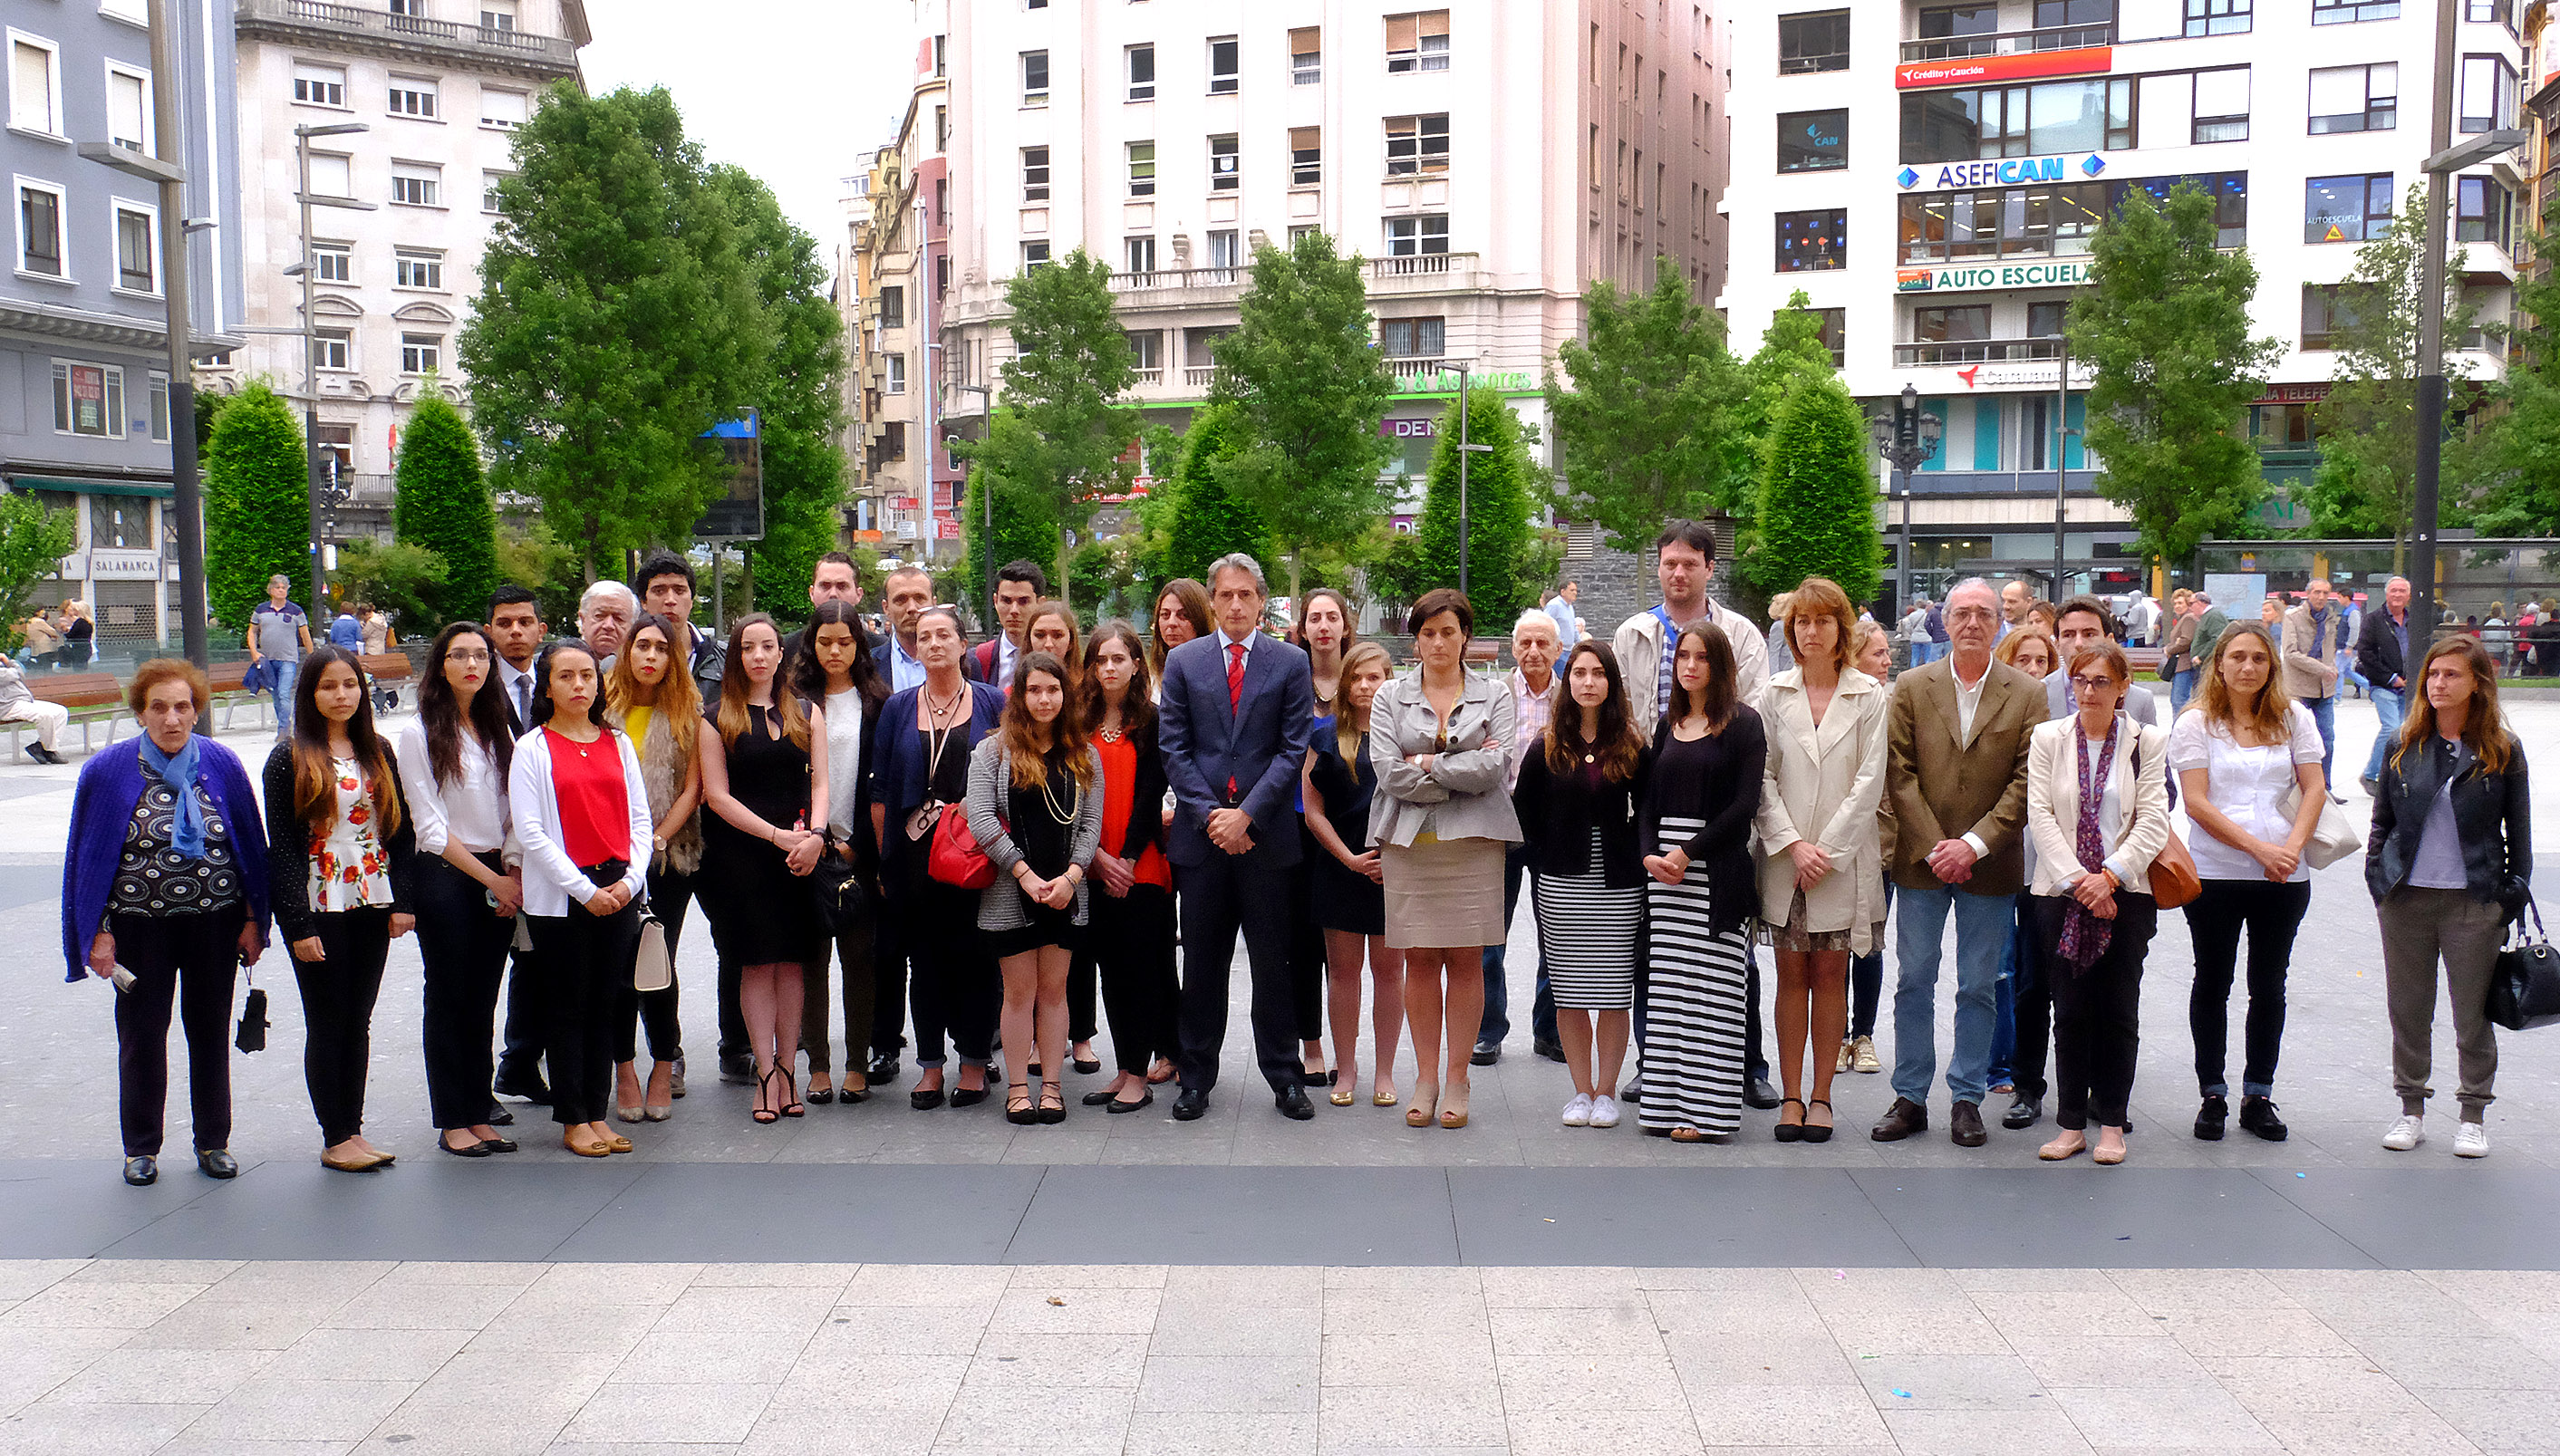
[935,0,1728,537]
[210,0,586,519]
[1723,0,2527,610]
[4,0,243,646]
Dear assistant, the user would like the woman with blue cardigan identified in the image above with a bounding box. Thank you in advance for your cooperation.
[62,660,270,1187]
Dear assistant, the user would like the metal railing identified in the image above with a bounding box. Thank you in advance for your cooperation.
[1899,23,2112,61]
[1891,337,2066,367]
[1106,265,1243,293]
[237,0,580,68]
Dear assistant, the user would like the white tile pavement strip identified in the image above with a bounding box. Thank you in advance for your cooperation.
[5,1260,2559,1454]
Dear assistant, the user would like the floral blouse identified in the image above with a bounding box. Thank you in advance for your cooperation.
[308,756,396,911]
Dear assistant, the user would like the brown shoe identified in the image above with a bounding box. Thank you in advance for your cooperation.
[1870,1096,1928,1142]
[1949,1100,1986,1147]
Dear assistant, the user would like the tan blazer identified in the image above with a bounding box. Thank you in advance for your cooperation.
[2024,717,2172,899]
[1753,666,1889,950]
[1883,657,2047,896]
[2280,603,2346,702]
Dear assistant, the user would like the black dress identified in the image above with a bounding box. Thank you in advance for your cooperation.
[1307,717,1386,936]
[700,704,827,966]
[988,763,1086,959]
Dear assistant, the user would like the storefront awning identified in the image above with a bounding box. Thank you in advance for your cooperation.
[5,475,173,499]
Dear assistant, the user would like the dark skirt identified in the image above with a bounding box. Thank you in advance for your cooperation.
[1310,843,1387,936]
[987,900,1084,959]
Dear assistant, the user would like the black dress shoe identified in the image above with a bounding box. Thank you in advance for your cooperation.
[2239,1096,2289,1142]
[911,1085,946,1111]
[2194,1094,2228,1142]
[719,1056,756,1086]
[439,1135,494,1158]
[1533,1037,1566,1064]
[1618,1077,1643,1104]
[1082,1088,1121,1106]
[1074,1056,1103,1075]
[868,1052,902,1082]
[1275,1085,1316,1121]
[493,1073,552,1104]
[484,1104,516,1127]
[1871,1096,1928,1142]
[1744,1076,1782,1111]
[479,1135,519,1153]
[123,1155,157,1186]
[1949,1100,1987,1147]
[1106,1091,1154,1114]
[1172,1088,1209,1121]
[807,1085,836,1105]
[949,1082,989,1109]
[2002,1097,2043,1131]
[196,1149,239,1179]
[1471,1041,1502,1066]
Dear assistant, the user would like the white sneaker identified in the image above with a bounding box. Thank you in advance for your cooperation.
[1560,1094,1593,1128]
[2454,1122,2489,1159]
[2381,1114,2424,1152]
[1589,1094,1621,1129]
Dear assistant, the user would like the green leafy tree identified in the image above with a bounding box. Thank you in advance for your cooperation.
[460,85,766,580]
[959,440,1063,620]
[331,538,447,637]
[2067,180,2284,569]
[2310,185,2478,569]
[1212,231,1396,600]
[1403,387,1539,630]
[0,492,76,644]
[1547,255,1743,551]
[204,381,313,627]
[1729,292,1843,501]
[391,391,498,628]
[496,518,582,627]
[2462,192,2560,535]
[1744,377,1883,606]
[1159,402,1273,584]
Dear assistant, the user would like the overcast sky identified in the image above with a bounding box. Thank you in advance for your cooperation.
[579,0,914,282]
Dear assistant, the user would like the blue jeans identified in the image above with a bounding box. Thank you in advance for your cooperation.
[2169,668,2197,717]
[1912,640,1947,666]
[257,658,299,736]
[1989,929,2017,1087]
[2364,688,2405,782]
[1478,845,1533,1046]
[2304,692,2335,788]
[1891,881,2013,1106]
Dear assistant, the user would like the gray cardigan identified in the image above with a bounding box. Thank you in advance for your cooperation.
[964,738,1105,931]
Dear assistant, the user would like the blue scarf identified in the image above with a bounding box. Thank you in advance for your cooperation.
[137,732,208,860]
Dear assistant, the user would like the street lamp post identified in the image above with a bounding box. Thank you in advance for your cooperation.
[1869,384,1943,615]
[1450,359,1493,596]
[950,381,993,628]
[2052,331,2072,602]
[293,121,372,612]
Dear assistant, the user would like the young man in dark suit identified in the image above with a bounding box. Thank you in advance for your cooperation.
[968,560,1046,688]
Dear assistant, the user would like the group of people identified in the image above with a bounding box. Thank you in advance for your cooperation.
[15,598,96,670]
[63,528,2536,1185]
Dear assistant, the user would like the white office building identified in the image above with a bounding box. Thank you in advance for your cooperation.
[1722,0,2526,606]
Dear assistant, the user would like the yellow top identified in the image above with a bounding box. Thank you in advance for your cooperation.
[623,704,652,751]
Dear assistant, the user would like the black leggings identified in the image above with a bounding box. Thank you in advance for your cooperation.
[416,853,517,1130]
[293,908,391,1146]
[1084,883,1179,1075]
[531,885,642,1126]
[616,864,691,1065]
[2185,877,2312,1099]
[111,908,243,1157]
[2035,892,2157,1130]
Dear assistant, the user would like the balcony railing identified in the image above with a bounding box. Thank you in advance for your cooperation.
[1108,265,1243,293]
[1899,23,2112,62]
[1385,356,1449,381]
[1132,366,1163,386]
[1891,337,2065,367]
[1183,365,1219,389]
[237,0,580,72]
[1373,251,1466,278]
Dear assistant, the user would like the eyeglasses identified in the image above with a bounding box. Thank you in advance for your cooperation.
[1947,607,1997,623]
[2070,674,2121,694]
[448,650,490,664]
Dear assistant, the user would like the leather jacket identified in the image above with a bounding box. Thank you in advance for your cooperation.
[2366,729,2531,915]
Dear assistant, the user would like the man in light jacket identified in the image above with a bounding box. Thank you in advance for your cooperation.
[2281,579,2350,802]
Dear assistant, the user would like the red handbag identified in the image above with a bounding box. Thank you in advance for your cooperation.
[927,804,997,890]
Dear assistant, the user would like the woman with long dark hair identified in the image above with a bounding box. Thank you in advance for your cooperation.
[1282,586,1360,1088]
[791,599,889,1103]
[398,623,522,1156]
[604,612,701,1123]
[1150,578,1212,690]
[508,639,651,1157]
[1076,622,1180,1111]
[264,644,416,1171]
[1305,641,1402,1107]
[697,613,830,1123]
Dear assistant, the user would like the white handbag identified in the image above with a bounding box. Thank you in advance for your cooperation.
[2277,783,2363,871]
[631,910,672,993]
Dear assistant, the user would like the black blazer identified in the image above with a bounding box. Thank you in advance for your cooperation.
[2356,606,2410,689]
[1637,709,1766,939]
[1512,742,1650,888]
[2367,729,2531,913]
[262,739,418,943]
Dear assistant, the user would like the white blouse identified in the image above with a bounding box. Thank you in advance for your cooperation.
[396,717,508,856]
[825,688,865,836]
[2167,702,2323,883]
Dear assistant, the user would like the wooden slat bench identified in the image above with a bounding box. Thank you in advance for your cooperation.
[14,672,126,757]
[360,651,413,714]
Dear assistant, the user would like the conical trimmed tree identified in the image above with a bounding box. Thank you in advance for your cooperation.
[1406,386,1537,631]
[392,391,499,628]
[204,381,313,628]
[1161,402,1272,586]
[1747,376,1882,608]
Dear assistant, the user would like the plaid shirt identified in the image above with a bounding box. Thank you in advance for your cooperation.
[1507,666,1557,791]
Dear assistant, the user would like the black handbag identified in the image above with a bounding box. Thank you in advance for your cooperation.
[813,836,869,934]
[236,985,269,1054]
[2488,897,2560,1032]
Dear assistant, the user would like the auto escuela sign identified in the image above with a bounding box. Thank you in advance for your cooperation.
[1897,259,2093,294]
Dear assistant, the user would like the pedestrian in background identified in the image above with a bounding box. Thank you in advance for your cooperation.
[246,575,312,740]
[2281,579,2348,799]
[1544,578,1583,647]
[2357,576,2414,796]
[1306,640,1401,1107]
[59,599,93,668]
[604,612,701,1123]
[0,653,70,762]
[1077,622,1180,1112]
[2161,589,2202,717]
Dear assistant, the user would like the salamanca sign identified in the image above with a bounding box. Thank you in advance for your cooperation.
[1896,260,2093,293]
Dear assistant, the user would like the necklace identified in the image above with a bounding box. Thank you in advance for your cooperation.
[1099,723,1124,743]
[923,685,964,725]
[1040,768,1083,824]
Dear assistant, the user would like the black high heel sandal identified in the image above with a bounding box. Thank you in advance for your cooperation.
[1773,1096,1806,1143]
[1802,1098,1836,1143]
[752,1066,780,1125]
[1006,1081,1037,1125]
[778,1067,804,1118]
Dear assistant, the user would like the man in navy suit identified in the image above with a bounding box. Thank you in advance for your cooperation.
[1157,554,1318,1120]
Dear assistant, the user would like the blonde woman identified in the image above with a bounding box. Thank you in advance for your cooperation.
[604,612,702,1123]
[1304,641,1403,1107]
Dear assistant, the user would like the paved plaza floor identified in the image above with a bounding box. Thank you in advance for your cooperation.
[4,695,2557,1451]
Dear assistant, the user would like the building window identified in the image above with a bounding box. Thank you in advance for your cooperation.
[114,206,156,292]
[51,362,123,438]
[1288,225,1320,245]
[2467,0,2515,25]
[2458,175,2514,250]
[107,66,150,154]
[480,0,517,29]
[1777,11,1850,74]
[1022,240,1051,269]
[2034,0,2116,24]
[1127,329,1163,375]
[9,35,62,135]
[936,106,948,149]
[2189,66,2250,142]
[1290,126,1321,186]
[313,328,351,371]
[1898,78,2137,161]
[1918,5,2001,46]
[481,88,528,128]
[1206,229,1241,269]
[2184,0,2250,33]
[1386,11,1451,73]
[2301,284,2356,348]
[2313,0,2398,19]
[2118,171,2250,247]
[147,373,169,442]
[1208,35,1239,93]
[292,61,346,107]
[1022,50,1049,105]
[1778,109,1849,172]
[389,0,422,15]
[1127,140,1155,197]
[308,152,353,197]
[1383,214,1449,255]
[1386,114,1451,175]
[2459,53,2518,133]
[17,182,63,276]
[311,242,351,282]
[880,284,903,328]
[1126,43,1154,101]
[1914,305,1993,346]
[394,248,442,288]
[885,352,907,394]
[1210,134,1239,190]
[1797,308,1846,367]
[388,79,439,119]
[391,163,441,207]
[401,333,441,373]
[1776,207,1846,271]
[1125,236,1155,275]
[481,170,507,213]
[1022,145,1050,202]
[1378,315,1445,358]
[2305,173,2394,242]
[2308,63,2395,134]
[1291,26,1320,83]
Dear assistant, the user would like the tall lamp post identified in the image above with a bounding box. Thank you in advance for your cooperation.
[1450,359,1492,595]
[1869,384,1942,614]
[949,381,993,629]
[293,121,372,612]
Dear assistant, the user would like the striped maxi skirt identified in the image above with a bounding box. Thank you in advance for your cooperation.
[1640,815,1750,1136]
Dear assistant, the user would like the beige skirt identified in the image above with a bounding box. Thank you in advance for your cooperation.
[1381,834,1508,950]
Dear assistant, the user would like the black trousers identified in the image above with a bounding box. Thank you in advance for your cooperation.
[616,864,691,1066]
[416,854,517,1130]
[805,873,874,1075]
[497,940,545,1090]
[2008,889,2053,1103]
[1176,853,1299,1094]
[1084,883,1179,1075]
[111,907,243,1157]
[2034,892,2157,1130]
[529,892,642,1126]
[906,879,998,1068]
[292,907,391,1146]
[874,905,910,1063]
[2186,877,2312,1098]
[716,946,748,1070]
[1849,880,1892,1039]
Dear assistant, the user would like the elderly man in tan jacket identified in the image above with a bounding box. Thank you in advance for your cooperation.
[2280,579,2351,802]
[1872,577,2047,1148]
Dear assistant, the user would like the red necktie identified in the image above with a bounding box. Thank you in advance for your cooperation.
[1226,641,1246,799]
